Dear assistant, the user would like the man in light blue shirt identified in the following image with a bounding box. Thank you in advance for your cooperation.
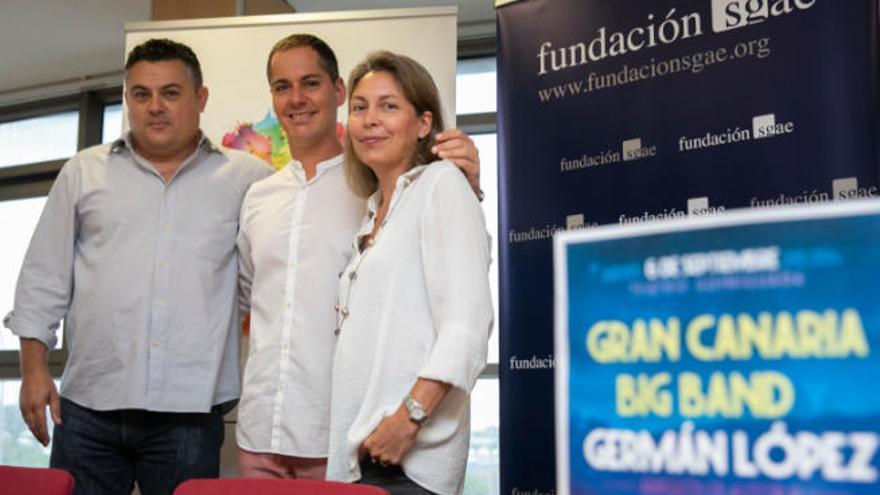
[3,39,272,494]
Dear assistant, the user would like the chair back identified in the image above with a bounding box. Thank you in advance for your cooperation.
[0,465,75,495]
[173,478,389,495]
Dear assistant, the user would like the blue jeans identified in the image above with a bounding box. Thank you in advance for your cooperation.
[50,397,226,495]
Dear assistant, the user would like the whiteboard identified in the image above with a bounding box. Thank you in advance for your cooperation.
[123,8,457,152]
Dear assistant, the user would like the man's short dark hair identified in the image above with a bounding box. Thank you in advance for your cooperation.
[266,34,340,82]
[125,38,203,88]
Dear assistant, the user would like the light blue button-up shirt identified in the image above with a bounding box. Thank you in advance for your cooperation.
[3,133,273,412]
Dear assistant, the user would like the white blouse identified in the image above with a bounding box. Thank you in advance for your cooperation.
[236,155,365,457]
[326,161,493,494]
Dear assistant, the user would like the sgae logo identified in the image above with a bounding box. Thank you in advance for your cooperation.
[711,0,816,33]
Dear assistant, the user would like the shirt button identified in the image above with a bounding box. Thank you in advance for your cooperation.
[341,307,350,317]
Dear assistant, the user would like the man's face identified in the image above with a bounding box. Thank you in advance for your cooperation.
[124,60,207,160]
[269,46,345,152]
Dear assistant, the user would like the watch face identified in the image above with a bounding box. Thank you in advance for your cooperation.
[406,397,428,423]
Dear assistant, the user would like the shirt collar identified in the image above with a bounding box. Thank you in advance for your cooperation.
[365,163,430,214]
[110,131,221,155]
[287,154,344,183]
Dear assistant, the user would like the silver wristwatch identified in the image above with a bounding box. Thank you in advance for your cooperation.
[404,396,429,425]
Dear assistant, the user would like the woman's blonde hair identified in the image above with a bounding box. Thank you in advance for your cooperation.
[345,51,446,198]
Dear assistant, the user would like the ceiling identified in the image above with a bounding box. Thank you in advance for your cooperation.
[292,0,496,39]
[0,0,495,105]
[0,0,151,97]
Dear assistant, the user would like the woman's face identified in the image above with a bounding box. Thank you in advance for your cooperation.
[348,70,432,175]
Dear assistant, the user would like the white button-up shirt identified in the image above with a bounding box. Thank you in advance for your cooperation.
[236,155,365,457]
[327,161,493,494]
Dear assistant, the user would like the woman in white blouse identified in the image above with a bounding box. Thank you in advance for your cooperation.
[325,51,493,495]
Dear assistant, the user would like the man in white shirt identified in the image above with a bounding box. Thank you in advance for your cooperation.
[235,34,480,480]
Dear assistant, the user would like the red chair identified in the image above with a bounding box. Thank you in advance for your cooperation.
[0,465,75,495]
[173,478,389,495]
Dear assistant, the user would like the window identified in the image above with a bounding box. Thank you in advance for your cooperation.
[0,379,57,467]
[0,112,79,168]
[456,58,497,115]
[457,56,500,494]
[464,132,499,495]
[0,197,53,351]
[0,94,120,467]
[473,134,499,364]
[465,378,500,495]
[456,59,499,364]
[102,103,123,143]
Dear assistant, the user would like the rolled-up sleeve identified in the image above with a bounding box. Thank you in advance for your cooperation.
[3,161,79,349]
[417,167,493,392]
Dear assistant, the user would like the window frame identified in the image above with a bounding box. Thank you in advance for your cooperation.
[455,49,500,494]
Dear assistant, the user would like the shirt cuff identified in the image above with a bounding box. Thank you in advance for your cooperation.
[417,322,488,393]
[3,313,58,350]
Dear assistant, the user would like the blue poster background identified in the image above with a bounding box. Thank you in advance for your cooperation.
[497,0,880,493]
[566,207,880,495]
[562,207,880,494]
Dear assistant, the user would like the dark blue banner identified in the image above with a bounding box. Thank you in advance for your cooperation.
[496,1,880,493]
